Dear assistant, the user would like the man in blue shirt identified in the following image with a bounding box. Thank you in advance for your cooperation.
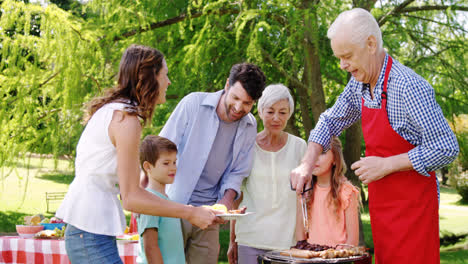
[290,8,459,264]
[159,63,266,264]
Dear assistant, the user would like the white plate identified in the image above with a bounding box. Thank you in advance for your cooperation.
[215,212,254,220]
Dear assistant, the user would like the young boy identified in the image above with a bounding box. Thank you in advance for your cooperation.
[137,135,185,264]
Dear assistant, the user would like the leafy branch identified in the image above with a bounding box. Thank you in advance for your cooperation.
[403,26,468,92]
[377,0,415,26]
[402,14,468,33]
[259,47,308,91]
[378,1,468,26]
[111,6,240,42]
[402,5,468,13]
[435,92,468,107]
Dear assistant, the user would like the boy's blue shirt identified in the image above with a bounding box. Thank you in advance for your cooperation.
[136,188,185,264]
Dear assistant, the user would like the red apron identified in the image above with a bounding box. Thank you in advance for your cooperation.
[361,57,439,264]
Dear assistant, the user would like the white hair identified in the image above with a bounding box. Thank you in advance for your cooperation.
[258,84,294,118]
[327,8,383,50]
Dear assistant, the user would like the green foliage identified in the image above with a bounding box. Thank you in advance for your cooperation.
[447,115,468,201]
[448,151,468,202]
[0,0,466,171]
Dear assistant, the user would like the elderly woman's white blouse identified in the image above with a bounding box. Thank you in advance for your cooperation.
[56,103,129,236]
[235,133,307,250]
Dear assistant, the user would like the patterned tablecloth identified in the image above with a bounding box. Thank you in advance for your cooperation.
[0,236,139,264]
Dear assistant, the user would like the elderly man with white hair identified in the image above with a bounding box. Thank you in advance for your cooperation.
[228,84,307,264]
[291,8,459,264]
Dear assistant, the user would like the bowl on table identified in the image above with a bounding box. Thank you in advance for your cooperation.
[16,225,44,238]
[40,223,66,230]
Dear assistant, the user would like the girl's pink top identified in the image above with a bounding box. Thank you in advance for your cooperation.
[306,181,359,246]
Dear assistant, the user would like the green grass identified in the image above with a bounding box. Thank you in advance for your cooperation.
[441,245,468,264]
[0,156,74,231]
[1,156,467,263]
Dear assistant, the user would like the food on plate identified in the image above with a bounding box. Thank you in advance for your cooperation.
[34,226,66,239]
[30,215,42,226]
[293,240,333,251]
[280,247,367,259]
[35,229,59,238]
[282,240,368,259]
[24,214,49,226]
[202,204,228,213]
[50,217,64,223]
[203,204,248,215]
[227,206,247,214]
[212,204,228,212]
[280,248,313,258]
[318,247,367,259]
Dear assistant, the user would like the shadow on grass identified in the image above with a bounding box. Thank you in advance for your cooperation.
[38,173,74,185]
[0,211,29,233]
[440,249,468,264]
[2,161,44,171]
[455,199,468,206]
[441,186,459,195]
[441,186,468,206]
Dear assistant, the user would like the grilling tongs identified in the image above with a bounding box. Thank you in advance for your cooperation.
[290,178,313,237]
[300,194,309,237]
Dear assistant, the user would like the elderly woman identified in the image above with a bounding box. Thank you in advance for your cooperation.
[228,84,307,264]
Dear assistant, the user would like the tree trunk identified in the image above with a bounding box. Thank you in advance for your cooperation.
[303,6,326,124]
[285,81,301,137]
[344,121,363,186]
[295,76,314,134]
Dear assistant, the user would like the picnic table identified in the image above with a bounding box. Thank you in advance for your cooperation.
[0,236,139,263]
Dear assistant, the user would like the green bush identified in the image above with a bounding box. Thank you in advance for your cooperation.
[448,161,468,203]
[447,122,468,202]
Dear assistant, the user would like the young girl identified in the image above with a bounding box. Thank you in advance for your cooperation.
[295,137,360,247]
[137,135,184,264]
[56,45,216,263]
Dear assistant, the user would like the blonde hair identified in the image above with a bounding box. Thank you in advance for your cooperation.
[327,8,383,50]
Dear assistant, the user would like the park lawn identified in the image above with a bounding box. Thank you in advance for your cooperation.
[0,156,133,232]
[0,156,75,231]
[1,156,468,263]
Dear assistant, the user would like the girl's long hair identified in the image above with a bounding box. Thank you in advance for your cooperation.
[84,44,164,125]
[307,137,350,219]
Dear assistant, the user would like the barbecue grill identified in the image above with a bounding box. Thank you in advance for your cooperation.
[257,250,372,264]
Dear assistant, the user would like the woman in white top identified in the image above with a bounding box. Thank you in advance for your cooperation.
[56,44,218,264]
[228,84,307,264]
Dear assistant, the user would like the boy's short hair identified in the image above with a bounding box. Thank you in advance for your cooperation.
[139,135,177,169]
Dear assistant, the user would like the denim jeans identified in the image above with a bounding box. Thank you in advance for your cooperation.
[65,224,123,264]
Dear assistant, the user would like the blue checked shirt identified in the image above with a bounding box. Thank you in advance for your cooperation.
[309,54,459,177]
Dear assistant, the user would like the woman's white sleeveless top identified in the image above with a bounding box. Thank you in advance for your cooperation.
[56,102,131,236]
